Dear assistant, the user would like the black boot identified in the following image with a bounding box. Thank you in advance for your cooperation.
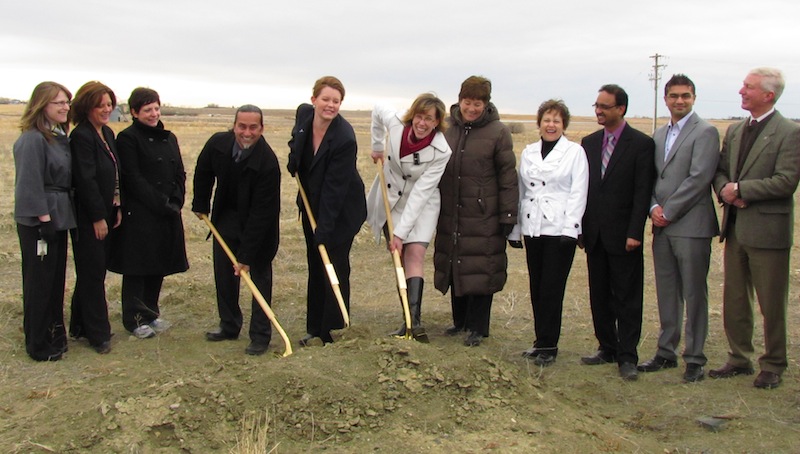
[407,277,428,343]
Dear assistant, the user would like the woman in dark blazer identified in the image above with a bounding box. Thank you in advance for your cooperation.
[69,81,120,354]
[287,76,366,345]
[13,81,76,361]
[108,87,188,339]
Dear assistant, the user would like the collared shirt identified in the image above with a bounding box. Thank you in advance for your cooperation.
[664,110,694,161]
[603,120,626,151]
[750,107,775,124]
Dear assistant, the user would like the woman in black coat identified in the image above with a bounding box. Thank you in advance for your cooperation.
[287,76,367,345]
[108,88,188,339]
[69,81,120,354]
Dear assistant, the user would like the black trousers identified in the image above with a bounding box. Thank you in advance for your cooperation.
[212,214,272,345]
[451,292,494,337]
[524,235,577,354]
[69,223,112,347]
[18,224,68,360]
[586,238,644,364]
[302,218,352,340]
[121,275,164,332]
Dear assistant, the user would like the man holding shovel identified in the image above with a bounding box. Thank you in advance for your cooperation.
[192,105,281,356]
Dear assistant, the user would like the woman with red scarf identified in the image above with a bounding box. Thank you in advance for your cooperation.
[366,93,452,342]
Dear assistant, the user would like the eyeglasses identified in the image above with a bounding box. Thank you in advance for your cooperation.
[50,100,71,107]
[592,103,618,110]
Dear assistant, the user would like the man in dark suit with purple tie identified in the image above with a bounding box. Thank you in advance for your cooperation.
[578,84,655,381]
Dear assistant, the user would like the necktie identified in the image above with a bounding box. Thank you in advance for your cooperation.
[601,135,615,177]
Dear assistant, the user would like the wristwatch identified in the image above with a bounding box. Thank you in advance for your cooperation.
[733,182,739,197]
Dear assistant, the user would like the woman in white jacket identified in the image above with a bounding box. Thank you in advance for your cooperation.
[366,93,452,342]
[509,99,588,365]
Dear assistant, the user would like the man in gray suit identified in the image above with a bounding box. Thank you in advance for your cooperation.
[637,74,720,383]
[711,67,800,389]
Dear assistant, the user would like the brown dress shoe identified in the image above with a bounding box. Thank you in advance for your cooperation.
[708,363,754,379]
[753,371,781,389]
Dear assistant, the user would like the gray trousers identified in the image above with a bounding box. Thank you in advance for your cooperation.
[652,232,712,365]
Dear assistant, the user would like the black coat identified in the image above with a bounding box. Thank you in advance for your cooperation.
[581,123,655,255]
[287,104,366,246]
[192,131,280,266]
[70,122,119,228]
[108,119,189,276]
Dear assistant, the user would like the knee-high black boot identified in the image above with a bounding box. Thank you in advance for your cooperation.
[407,277,428,343]
[390,277,429,343]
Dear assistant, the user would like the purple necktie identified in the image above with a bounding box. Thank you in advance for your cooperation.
[601,135,615,177]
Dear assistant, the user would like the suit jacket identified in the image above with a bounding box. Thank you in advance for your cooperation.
[287,103,367,247]
[191,131,280,266]
[70,121,119,226]
[581,122,655,255]
[651,113,720,238]
[713,111,800,249]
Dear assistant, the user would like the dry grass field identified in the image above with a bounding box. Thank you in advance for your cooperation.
[0,103,799,453]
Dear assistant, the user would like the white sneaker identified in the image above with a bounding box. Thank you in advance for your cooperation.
[133,325,156,339]
[149,318,171,333]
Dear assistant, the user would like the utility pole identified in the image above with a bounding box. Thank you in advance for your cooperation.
[649,53,667,134]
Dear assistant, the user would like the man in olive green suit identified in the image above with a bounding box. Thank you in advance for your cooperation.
[711,67,800,389]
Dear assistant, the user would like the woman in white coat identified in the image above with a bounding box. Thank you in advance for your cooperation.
[366,93,452,342]
[509,99,588,366]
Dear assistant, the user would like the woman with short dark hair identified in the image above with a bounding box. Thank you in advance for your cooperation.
[509,99,589,366]
[108,87,189,339]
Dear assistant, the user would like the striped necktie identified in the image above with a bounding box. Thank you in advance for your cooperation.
[601,135,615,177]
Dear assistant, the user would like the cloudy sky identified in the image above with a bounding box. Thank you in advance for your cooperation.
[4,0,800,120]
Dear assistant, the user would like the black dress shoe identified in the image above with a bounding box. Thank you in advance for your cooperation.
[30,351,63,362]
[708,363,754,379]
[581,350,615,365]
[683,364,705,383]
[245,342,269,356]
[637,355,678,372]
[205,330,238,342]
[753,371,781,389]
[464,331,484,347]
[619,362,639,381]
[93,341,111,354]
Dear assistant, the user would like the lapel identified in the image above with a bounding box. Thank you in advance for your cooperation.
[95,125,119,170]
[727,121,745,180]
[310,115,339,170]
[388,115,405,172]
[739,112,782,177]
[586,131,604,184]
[653,125,668,172]
[663,115,699,171]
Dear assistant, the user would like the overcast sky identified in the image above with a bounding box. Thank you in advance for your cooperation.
[4,0,800,120]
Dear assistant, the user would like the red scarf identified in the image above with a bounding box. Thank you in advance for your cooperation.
[399,125,435,158]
